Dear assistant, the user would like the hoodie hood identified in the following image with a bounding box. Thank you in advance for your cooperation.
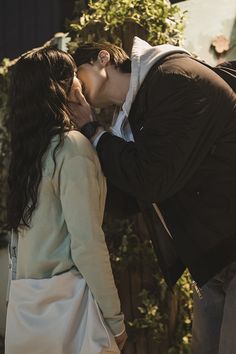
[122,36,191,116]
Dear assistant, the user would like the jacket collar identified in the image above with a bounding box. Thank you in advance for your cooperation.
[122,36,191,117]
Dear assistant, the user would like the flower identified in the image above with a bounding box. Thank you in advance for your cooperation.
[211,35,230,54]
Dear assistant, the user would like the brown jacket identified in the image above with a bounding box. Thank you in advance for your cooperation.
[97,53,236,287]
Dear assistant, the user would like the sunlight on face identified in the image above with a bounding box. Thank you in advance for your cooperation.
[77,63,107,107]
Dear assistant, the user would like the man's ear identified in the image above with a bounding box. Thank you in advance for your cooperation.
[98,50,110,67]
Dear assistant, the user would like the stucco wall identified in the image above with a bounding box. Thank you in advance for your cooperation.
[178,0,236,65]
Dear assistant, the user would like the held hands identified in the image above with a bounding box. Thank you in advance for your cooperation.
[115,330,128,351]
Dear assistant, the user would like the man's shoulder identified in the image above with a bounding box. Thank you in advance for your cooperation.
[138,53,194,99]
[144,53,231,95]
[148,53,200,83]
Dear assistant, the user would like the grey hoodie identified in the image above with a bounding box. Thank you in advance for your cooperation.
[111,36,190,140]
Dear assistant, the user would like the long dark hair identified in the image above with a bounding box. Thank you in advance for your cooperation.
[7,47,77,230]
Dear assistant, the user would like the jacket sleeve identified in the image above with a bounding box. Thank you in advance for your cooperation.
[60,153,125,336]
[105,180,140,218]
[96,72,231,203]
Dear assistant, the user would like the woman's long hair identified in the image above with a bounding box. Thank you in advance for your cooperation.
[7,47,77,230]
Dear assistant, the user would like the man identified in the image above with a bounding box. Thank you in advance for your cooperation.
[70,37,236,354]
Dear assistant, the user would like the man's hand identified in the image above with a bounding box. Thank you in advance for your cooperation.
[115,330,128,351]
[68,83,94,129]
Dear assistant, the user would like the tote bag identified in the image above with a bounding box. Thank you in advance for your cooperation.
[5,232,120,354]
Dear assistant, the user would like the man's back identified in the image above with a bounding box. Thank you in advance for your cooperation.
[95,52,236,285]
[126,53,236,285]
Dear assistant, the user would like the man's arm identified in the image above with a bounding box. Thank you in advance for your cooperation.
[105,181,140,218]
[95,72,231,203]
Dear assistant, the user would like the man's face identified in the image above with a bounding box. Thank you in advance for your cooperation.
[77,63,108,108]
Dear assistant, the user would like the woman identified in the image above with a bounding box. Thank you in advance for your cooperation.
[5,47,126,354]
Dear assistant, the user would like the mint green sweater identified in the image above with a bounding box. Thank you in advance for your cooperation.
[16,130,124,336]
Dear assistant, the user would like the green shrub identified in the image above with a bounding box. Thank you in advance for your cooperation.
[69,0,186,52]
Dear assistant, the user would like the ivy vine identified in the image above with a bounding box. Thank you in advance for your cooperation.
[104,216,192,353]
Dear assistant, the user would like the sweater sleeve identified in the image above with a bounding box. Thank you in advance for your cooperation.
[60,153,124,336]
[96,72,232,203]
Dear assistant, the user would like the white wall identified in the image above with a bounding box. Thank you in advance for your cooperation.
[178,0,236,65]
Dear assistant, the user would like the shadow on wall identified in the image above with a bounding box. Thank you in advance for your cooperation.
[227,16,236,60]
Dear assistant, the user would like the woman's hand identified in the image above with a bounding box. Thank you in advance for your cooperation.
[115,330,128,351]
[68,78,94,129]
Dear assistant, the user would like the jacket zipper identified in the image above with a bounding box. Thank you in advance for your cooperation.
[192,280,203,299]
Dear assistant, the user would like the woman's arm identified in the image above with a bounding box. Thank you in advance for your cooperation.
[59,145,125,336]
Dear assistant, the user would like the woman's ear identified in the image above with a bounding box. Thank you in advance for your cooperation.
[98,50,110,67]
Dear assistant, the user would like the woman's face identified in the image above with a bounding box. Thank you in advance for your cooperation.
[67,74,94,129]
[68,75,84,103]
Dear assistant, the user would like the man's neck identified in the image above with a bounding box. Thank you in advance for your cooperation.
[103,68,131,107]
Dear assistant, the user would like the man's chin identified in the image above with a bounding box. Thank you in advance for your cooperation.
[87,93,114,109]
[98,102,114,109]
[90,100,113,109]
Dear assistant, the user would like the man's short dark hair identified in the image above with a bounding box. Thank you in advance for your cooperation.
[73,42,131,73]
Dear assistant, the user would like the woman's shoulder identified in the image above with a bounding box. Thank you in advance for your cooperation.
[62,130,97,162]
[43,130,98,178]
